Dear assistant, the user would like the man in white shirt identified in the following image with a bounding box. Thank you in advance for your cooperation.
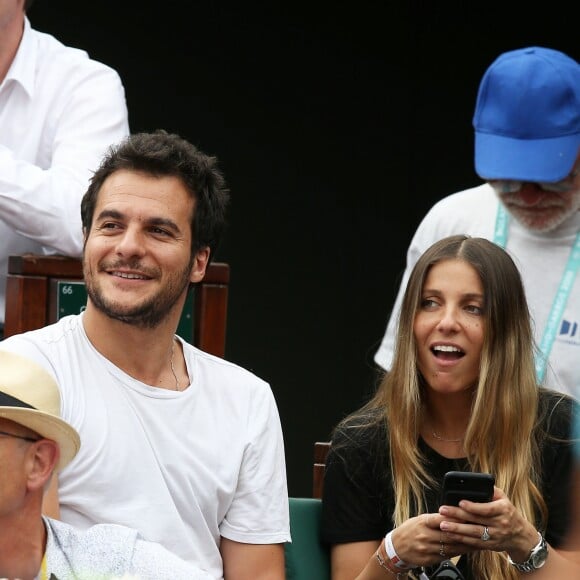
[0,350,212,579]
[0,130,290,580]
[375,47,580,397]
[0,0,130,333]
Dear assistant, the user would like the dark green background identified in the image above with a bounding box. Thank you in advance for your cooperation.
[55,281,194,342]
[30,1,578,497]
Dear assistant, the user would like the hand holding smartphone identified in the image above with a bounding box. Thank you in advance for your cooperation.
[440,471,495,507]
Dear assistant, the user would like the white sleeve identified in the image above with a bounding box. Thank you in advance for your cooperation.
[219,385,291,544]
[374,205,445,370]
[0,65,129,256]
[374,240,423,370]
[130,538,213,580]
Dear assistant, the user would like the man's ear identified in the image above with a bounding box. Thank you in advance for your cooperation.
[190,247,210,284]
[27,440,59,492]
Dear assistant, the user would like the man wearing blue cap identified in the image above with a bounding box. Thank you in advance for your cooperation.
[375,46,580,397]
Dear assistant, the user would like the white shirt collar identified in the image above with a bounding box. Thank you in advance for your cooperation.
[4,17,36,98]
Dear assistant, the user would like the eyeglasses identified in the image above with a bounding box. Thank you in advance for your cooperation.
[489,164,579,195]
[490,179,576,194]
[488,164,580,194]
[0,429,40,443]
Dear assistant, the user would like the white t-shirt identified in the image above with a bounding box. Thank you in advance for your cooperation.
[1,314,290,578]
[0,18,129,322]
[374,184,580,397]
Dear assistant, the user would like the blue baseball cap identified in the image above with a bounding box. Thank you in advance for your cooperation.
[473,47,580,182]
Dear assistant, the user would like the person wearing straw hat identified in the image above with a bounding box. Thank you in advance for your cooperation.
[374,46,580,397]
[0,350,212,580]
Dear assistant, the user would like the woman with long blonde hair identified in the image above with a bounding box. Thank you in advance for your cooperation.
[321,235,578,579]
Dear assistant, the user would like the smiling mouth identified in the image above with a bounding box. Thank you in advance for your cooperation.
[431,345,465,360]
[110,271,151,280]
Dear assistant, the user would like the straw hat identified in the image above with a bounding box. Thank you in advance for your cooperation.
[0,351,80,470]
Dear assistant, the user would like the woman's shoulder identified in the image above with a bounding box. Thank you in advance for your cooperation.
[332,407,386,438]
[330,407,388,461]
[325,407,392,497]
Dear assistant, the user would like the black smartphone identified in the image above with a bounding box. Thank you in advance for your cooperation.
[440,471,495,506]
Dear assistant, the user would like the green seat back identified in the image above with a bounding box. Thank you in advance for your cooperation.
[285,497,330,580]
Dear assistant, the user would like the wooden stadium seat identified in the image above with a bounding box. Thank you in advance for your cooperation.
[4,254,230,358]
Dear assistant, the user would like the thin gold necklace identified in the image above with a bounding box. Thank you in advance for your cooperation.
[170,340,180,391]
[430,429,464,443]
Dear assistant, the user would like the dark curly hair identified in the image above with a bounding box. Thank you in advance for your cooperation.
[81,130,230,259]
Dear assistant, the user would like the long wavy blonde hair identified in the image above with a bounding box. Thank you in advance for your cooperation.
[372,235,546,578]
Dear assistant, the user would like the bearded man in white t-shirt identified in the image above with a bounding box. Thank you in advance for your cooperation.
[375,47,580,397]
[0,130,290,580]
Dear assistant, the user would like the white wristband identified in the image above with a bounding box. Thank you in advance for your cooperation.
[384,530,412,571]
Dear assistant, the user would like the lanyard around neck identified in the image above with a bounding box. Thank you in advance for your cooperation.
[493,203,580,382]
